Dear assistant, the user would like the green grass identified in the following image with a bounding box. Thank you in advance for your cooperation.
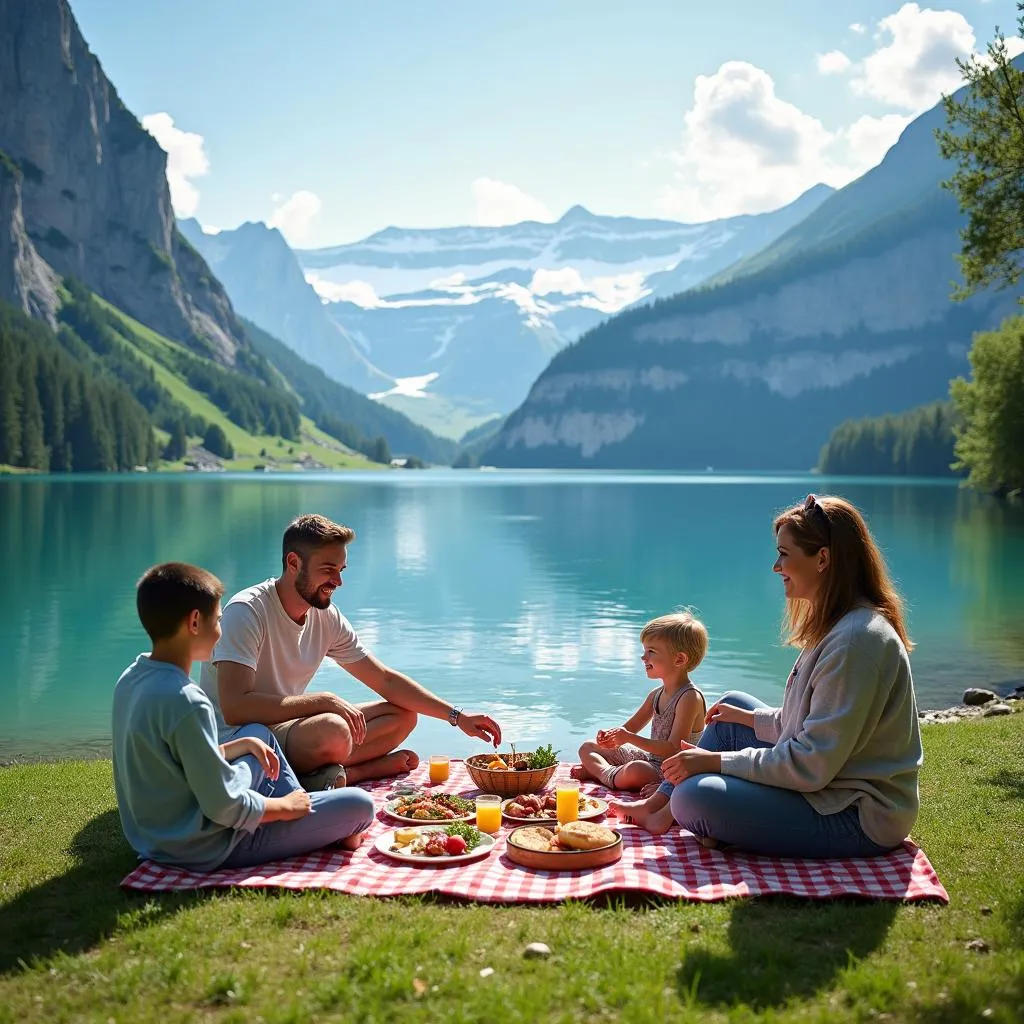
[1,716,1022,1023]
[92,298,382,472]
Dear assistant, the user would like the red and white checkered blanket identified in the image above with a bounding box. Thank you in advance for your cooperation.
[120,761,949,903]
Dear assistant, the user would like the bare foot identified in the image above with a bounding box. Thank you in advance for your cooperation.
[568,764,590,781]
[339,830,368,852]
[345,748,420,785]
[608,798,674,835]
[608,797,646,820]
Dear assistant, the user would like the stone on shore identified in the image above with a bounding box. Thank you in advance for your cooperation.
[963,688,999,706]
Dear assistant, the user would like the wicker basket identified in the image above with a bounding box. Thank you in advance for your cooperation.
[465,753,557,796]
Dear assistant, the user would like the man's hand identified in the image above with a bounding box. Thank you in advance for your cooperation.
[661,741,721,785]
[458,712,501,747]
[600,727,632,748]
[324,693,367,745]
[705,701,756,730]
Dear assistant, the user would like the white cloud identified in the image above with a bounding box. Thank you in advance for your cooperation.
[657,61,911,222]
[853,3,976,111]
[850,23,867,34]
[817,50,852,74]
[471,177,553,226]
[141,112,209,218]
[305,273,380,307]
[267,190,322,245]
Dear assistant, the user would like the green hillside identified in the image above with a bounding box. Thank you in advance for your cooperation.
[93,299,382,472]
[0,291,382,474]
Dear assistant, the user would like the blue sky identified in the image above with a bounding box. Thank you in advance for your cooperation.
[71,1,1019,247]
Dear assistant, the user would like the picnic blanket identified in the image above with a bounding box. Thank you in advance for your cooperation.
[120,761,949,903]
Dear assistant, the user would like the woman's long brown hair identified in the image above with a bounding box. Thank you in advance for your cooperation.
[774,494,913,652]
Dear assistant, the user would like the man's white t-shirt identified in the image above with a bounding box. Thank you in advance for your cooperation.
[198,578,368,737]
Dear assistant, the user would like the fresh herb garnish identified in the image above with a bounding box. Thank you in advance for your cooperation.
[528,743,559,769]
[444,821,483,850]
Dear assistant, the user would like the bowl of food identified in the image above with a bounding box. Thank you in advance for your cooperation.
[465,744,559,796]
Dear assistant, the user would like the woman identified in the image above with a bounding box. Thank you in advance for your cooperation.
[609,494,923,858]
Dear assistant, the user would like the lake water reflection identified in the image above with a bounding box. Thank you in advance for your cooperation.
[2,470,1023,762]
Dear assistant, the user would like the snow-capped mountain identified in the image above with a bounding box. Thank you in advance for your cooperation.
[292,189,832,433]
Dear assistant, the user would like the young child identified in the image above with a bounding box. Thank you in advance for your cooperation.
[112,562,375,872]
[572,611,708,795]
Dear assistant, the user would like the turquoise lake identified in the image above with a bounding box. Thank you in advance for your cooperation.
[2,471,1023,763]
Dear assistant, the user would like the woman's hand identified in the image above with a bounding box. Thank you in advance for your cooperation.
[661,741,721,785]
[704,702,756,730]
[458,712,502,746]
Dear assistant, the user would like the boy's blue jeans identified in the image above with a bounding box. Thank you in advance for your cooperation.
[219,725,376,869]
[656,691,892,859]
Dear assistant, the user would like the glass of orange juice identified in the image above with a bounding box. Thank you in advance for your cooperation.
[556,780,580,825]
[428,754,450,784]
[476,794,502,834]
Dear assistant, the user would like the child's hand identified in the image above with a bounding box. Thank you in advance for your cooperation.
[244,737,280,780]
[601,727,631,748]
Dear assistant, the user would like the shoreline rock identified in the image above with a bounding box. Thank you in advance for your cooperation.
[918,684,1024,725]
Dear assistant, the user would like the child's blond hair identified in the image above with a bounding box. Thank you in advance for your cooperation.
[640,611,708,671]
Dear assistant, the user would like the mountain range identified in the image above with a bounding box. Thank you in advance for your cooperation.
[2,0,1011,475]
[185,188,834,438]
[479,75,1020,470]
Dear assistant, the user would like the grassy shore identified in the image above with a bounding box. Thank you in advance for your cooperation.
[1,716,1022,1024]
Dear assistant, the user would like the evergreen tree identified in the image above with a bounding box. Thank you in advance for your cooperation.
[369,436,391,465]
[68,380,116,472]
[203,422,234,459]
[163,419,188,461]
[0,333,21,466]
[37,355,67,470]
[17,356,48,470]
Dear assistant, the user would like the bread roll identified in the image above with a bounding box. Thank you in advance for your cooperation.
[556,820,617,851]
[510,826,556,852]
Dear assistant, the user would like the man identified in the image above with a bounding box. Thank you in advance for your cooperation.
[199,514,502,789]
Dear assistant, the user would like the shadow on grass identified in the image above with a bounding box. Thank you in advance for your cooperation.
[676,897,899,1011]
[0,809,211,975]
[988,768,1024,802]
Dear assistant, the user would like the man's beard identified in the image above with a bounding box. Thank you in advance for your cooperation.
[295,568,334,610]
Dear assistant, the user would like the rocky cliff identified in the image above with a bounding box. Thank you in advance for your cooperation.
[0,154,58,320]
[0,0,246,361]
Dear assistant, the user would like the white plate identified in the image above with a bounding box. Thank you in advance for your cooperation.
[374,826,496,865]
[383,795,476,824]
[500,795,609,825]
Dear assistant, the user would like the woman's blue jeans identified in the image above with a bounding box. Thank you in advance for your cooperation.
[219,725,376,869]
[657,691,892,858]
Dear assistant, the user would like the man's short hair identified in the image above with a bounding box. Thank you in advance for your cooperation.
[136,562,224,643]
[282,514,356,569]
[640,611,708,671]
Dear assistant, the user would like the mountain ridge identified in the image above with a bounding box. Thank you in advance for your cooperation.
[478,82,1016,470]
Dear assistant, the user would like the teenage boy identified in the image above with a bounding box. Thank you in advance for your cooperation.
[112,562,374,872]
